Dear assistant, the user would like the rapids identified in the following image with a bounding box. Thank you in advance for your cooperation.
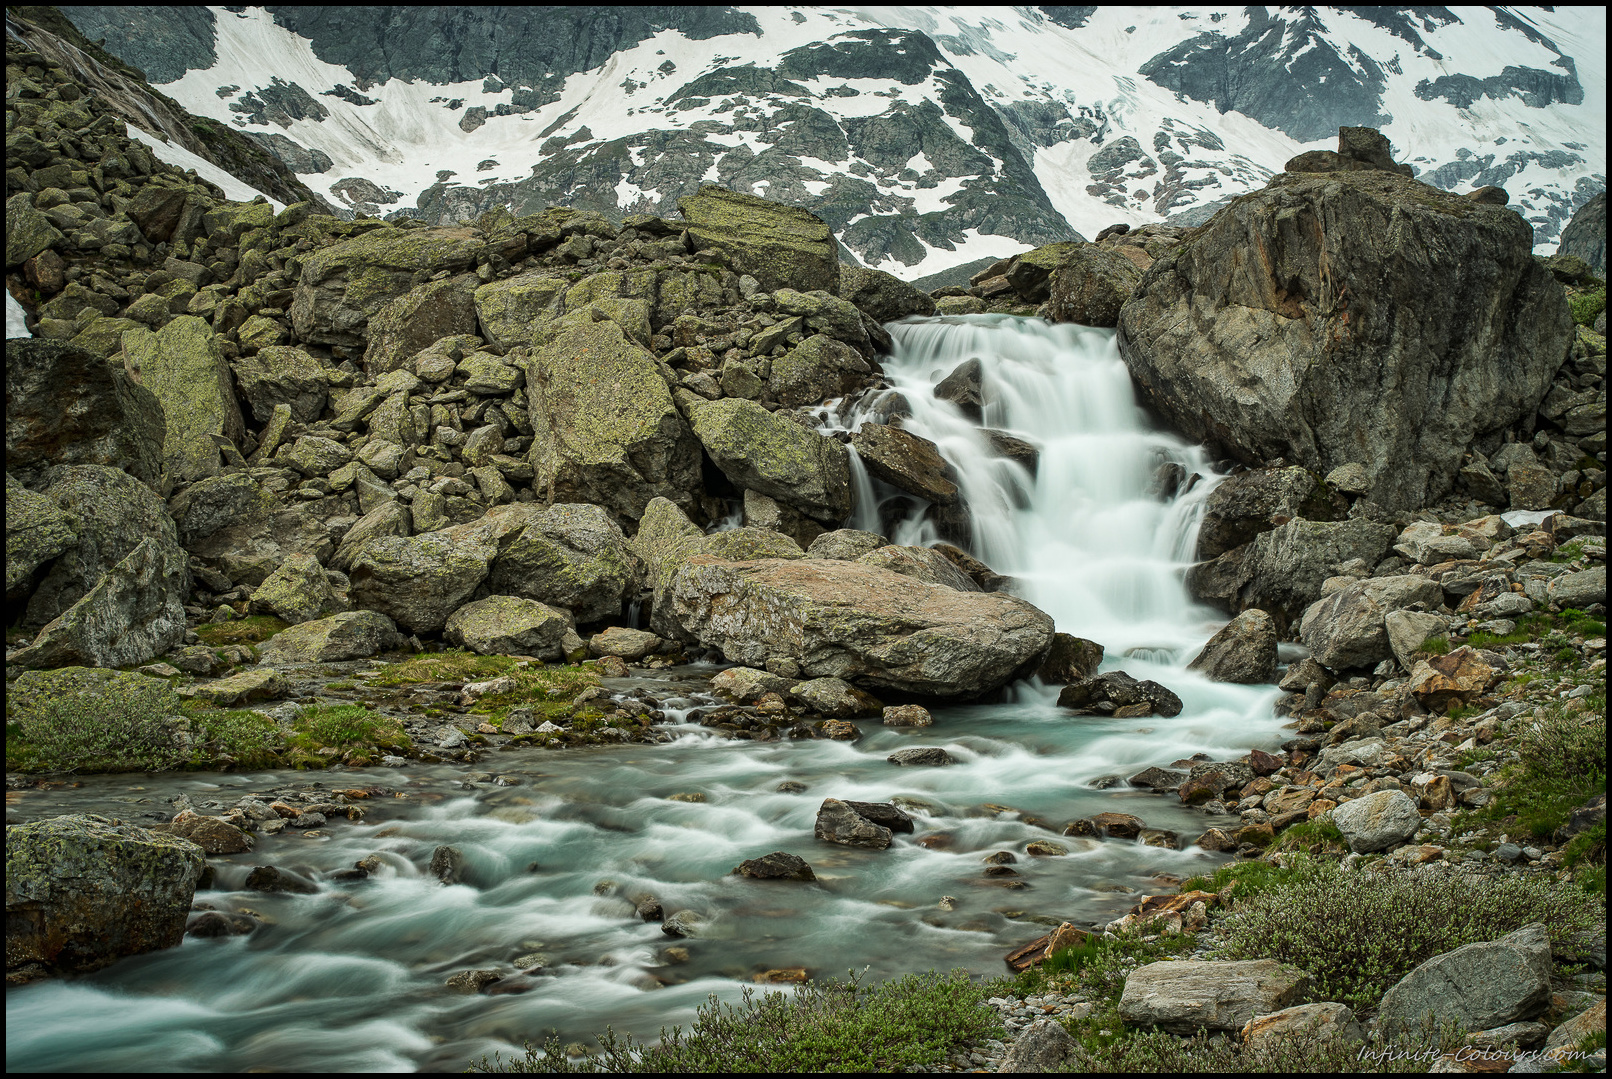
[6,316,1289,1073]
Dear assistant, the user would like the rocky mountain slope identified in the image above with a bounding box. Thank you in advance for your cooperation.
[59,6,1605,279]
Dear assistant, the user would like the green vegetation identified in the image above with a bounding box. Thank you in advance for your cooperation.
[1488,692,1605,841]
[1468,608,1604,652]
[1414,636,1450,656]
[1269,818,1347,855]
[369,651,602,732]
[285,704,410,768]
[1569,284,1606,327]
[194,615,289,647]
[189,708,283,769]
[473,969,1002,1073]
[7,669,184,773]
[1209,855,1604,1013]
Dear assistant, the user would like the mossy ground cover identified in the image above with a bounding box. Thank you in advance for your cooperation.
[365,650,602,735]
[473,968,1003,1073]
[194,614,289,648]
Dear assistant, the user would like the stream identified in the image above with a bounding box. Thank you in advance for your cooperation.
[7,316,1289,1072]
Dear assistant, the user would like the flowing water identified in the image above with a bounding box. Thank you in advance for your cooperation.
[7,316,1288,1072]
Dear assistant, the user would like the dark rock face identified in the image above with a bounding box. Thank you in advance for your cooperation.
[1187,518,1397,630]
[1057,671,1183,717]
[6,340,165,491]
[736,851,816,881]
[1557,191,1606,278]
[1195,467,1343,561]
[1119,147,1572,512]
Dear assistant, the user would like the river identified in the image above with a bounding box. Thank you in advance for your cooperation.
[6,315,1288,1072]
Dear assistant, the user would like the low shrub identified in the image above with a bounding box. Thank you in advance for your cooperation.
[285,705,410,767]
[1210,856,1604,1013]
[191,708,284,768]
[1569,285,1605,327]
[8,668,184,772]
[1495,696,1607,837]
[473,968,1002,1073]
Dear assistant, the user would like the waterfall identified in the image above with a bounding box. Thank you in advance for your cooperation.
[842,313,1231,670]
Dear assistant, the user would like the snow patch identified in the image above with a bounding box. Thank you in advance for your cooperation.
[124,123,284,210]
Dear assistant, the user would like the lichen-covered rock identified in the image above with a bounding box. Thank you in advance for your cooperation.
[856,545,979,592]
[1045,243,1145,326]
[789,676,882,718]
[850,423,959,505]
[6,814,204,979]
[768,334,873,407]
[6,475,79,604]
[488,502,642,623]
[1119,960,1309,1034]
[184,667,288,707]
[473,273,568,351]
[1119,165,1573,512]
[1195,467,1341,561]
[678,185,839,294]
[249,552,342,625]
[7,191,65,268]
[704,528,806,563]
[687,396,853,523]
[1188,518,1398,630]
[347,505,535,633]
[363,274,479,374]
[291,226,494,347]
[805,529,887,560]
[6,338,164,490]
[1377,924,1553,1034]
[121,315,244,484]
[444,595,570,659]
[173,473,331,586]
[1037,633,1104,684]
[525,314,700,523]
[1241,1003,1364,1054]
[1188,609,1278,683]
[589,627,662,661]
[1328,789,1421,853]
[839,265,936,323]
[231,345,329,424]
[1299,575,1445,671]
[663,556,1054,698]
[254,609,402,665]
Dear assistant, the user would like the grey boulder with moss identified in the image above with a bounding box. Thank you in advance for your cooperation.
[1377,923,1553,1033]
[839,265,936,324]
[120,315,245,484]
[6,338,165,491]
[488,503,642,623]
[1187,609,1278,684]
[255,610,402,665]
[7,475,79,603]
[687,396,854,523]
[525,313,701,523]
[678,185,839,295]
[6,814,204,981]
[347,505,534,633]
[445,595,571,659]
[249,552,345,625]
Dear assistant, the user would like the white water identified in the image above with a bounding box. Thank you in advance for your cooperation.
[7,316,1288,1073]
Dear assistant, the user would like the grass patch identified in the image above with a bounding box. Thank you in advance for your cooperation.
[1209,855,1604,1014]
[1486,694,1605,837]
[1269,818,1347,855]
[367,650,526,685]
[285,704,411,768]
[1181,858,1305,900]
[190,708,284,769]
[194,615,288,647]
[1414,636,1450,656]
[1569,284,1606,327]
[472,968,1003,1073]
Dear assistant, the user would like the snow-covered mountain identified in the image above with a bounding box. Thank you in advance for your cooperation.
[65,5,1605,279]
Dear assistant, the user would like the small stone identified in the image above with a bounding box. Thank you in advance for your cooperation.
[882,704,933,727]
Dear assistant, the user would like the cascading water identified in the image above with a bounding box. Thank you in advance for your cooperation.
[7,315,1287,1075]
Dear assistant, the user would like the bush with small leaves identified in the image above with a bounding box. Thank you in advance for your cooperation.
[8,668,184,772]
[1211,856,1603,1013]
[472,968,1002,1073]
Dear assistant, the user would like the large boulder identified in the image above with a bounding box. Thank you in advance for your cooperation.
[1328,789,1421,853]
[6,814,204,980]
[1188,518,1398,630]
[689,397,854,523]
[1045,243,1145,327]
[1556,190,1605,278]
[856,545,979,592]
[1119,960,1309,1034]
[1377,924,1553,1033]
[121,315,245,484]
[6,476,79,606]
[249,552,343,625]
[767,335,874,407]
[290,226,495,347]
[5,338,164,490]
[255,610,402,664]
[230,345,330,424]
[839,265,936,323]
[444,595,570,659]
[488,503,642,623]
[850,423,959,505]
[525,314,701,523]
[1118,161,1573,512]
[678,185,839,294]
[662,555,1054,698]
[1188,609,1278,683]
[1299,575,1445,671]
[171,473,332,586]
[473,272,567,352]
[363,274,479,374]
[1195,467,1342,561]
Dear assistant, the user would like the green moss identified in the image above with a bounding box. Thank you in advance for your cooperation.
[1569,285,1606,327]
[195,615,289,647]
[285,704,410,768]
